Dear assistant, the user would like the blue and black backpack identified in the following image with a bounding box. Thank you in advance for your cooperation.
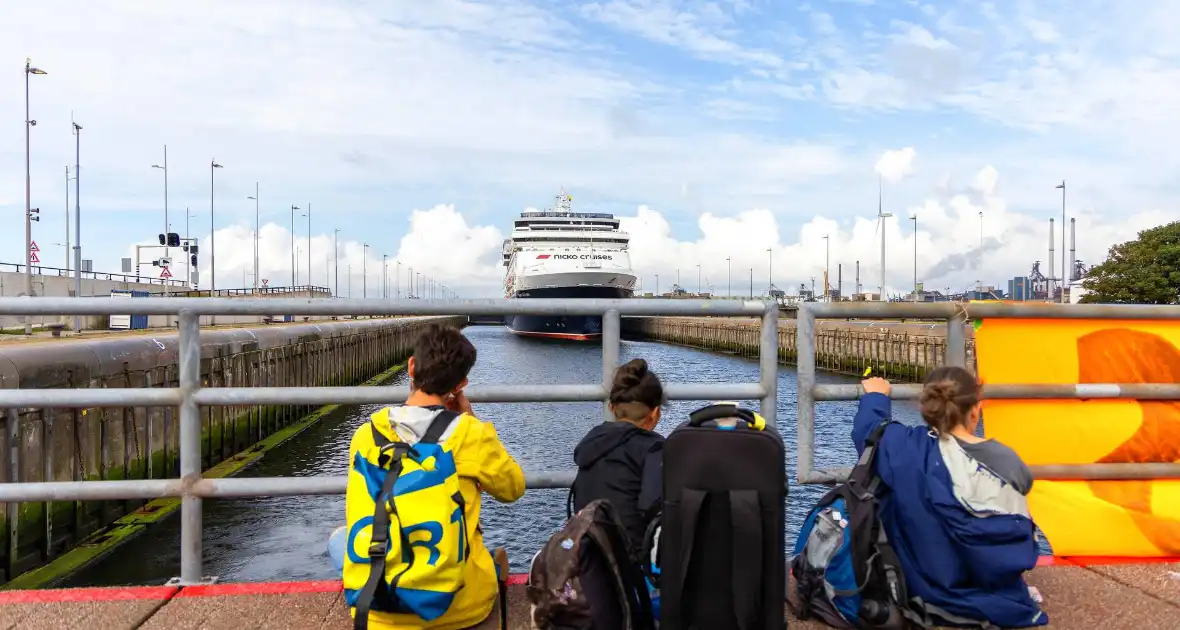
[788,421,919,629]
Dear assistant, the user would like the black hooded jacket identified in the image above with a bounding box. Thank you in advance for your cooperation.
[571,421,665,561]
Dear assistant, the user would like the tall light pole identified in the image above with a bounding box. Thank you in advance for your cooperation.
[823,235,830,302]
[151,146,170,297]
[185,208,196,287]
[289,205,299,286]
[696,264,701,295]
[362,243,369,298]
[333,228,340,296]
[210,160,222,292]
[1056,180,1066,303]
[911,214,918,302]
[877,176,892,301]
[25,58,47,334]
[246,184,259,290]
[72,121,82,331]
[766,248,772,295]
[408,266,413,298]
[396,260,401,299]
[382,254,388,298]
[726,257,731,298]
[306,203,312,289]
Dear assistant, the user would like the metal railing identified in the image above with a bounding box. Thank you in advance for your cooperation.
[795,301,1180,485]
[0,261,186,287]
[0,296,779,585]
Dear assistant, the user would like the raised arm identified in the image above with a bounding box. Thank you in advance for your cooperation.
[852,377,893,455]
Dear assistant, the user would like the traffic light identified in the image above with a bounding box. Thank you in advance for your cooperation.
[190,255,197,266]
[167,233,180,247]
[183,244,200,254]
[158,234,165,245]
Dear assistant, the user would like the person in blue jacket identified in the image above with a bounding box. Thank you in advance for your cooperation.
[855,366,1048,628]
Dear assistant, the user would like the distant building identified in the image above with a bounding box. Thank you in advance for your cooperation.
[1007,277,1031,301]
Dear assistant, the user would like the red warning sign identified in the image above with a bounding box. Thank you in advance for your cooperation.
[29,241,39,252]
[29,252,40,264]
[160,266,173,279]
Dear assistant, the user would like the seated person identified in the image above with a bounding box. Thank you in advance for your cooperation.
[339,323,525,629]
[854,366,1047,628]
[571,358,666,562]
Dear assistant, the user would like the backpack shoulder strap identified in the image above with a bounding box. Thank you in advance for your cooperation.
[420,409,460,445]
[354,440,412,630]
[729,490,762,630]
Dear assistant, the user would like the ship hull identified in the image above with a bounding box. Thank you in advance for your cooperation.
[506,286,633,341]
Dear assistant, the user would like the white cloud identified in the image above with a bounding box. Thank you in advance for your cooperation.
[874,147,916,182]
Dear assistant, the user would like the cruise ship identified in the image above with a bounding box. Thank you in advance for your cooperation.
[502,189,637,340]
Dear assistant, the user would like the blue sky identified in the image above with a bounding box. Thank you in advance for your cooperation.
[1,0,1176,297]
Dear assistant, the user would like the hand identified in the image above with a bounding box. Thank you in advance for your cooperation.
[444,390,474,415]
[861,377,891,397]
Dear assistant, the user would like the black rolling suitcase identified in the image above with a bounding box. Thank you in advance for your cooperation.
[657,402,786,630]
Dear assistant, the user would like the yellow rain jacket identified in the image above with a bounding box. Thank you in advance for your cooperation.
[344,405,525,630]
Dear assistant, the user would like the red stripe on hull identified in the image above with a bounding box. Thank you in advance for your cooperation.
[507,329,601,341]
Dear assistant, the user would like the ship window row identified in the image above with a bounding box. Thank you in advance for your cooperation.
[512,237,629,244]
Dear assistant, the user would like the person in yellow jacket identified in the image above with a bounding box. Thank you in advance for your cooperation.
[341,323,525,629]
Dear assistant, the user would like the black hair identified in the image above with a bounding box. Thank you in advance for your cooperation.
[411,324,477,396]
[918,365,981,434]
[609,358,665,422]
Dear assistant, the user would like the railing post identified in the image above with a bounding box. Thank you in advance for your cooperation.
[759,301,778,425]
[796,304,816,484]
[177,309,206,585]
[945,311,967,368]
[603,309,620,423]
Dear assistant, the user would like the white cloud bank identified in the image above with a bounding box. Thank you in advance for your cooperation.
[156,154,1167,300]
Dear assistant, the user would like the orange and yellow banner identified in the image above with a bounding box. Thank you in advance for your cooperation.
[976,319,1180,557]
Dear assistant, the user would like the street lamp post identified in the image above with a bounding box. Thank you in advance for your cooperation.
[823,235,830,302]
[382,254,388,298]
[151,146,170,298]
[396,261,401,299]
[911,214,918,302]
[210,160,222,292]
[306,203,312,289]
[726,257,731,298]
[1056,180,1066,303]
[24,58,47,334]
[333,228,340,296]
[696,264,701,295]
[362,243,369,298]
[72,121,81,331]
[977,211,984,287]
[246,184,259,290]
[766,248,772,296]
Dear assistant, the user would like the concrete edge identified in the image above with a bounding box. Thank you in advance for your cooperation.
[0,359,410,591]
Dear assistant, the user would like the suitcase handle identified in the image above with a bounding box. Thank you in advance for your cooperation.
[688,403,764,429]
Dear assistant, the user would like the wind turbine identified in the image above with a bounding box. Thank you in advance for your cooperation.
[873,176,893,301]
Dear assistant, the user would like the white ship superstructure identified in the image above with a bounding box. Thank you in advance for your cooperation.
[501,189,636,339]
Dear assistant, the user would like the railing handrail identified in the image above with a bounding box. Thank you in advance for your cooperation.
[0,261,186,286]
[794,301,1180,487]
[0,297,780,586]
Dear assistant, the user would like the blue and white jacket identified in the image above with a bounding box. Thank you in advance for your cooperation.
[852,393,1048,628]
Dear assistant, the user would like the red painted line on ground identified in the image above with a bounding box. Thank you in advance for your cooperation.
[176,580,342,597]
[0,586,177,604]
[1061,555,1180,567]
[1035,556,1077,567]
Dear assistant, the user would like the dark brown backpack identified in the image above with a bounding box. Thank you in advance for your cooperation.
[526,499,654,630]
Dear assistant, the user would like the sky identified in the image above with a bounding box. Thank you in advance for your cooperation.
[2,0,1178,298]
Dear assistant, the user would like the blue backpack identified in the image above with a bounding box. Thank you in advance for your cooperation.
[789,422,1000,630]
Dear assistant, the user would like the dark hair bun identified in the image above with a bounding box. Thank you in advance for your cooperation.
[609,358,664,420]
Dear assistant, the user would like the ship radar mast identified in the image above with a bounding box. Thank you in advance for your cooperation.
[554,188,573,214]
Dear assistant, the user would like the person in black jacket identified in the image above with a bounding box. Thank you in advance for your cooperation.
[571,358,666,562]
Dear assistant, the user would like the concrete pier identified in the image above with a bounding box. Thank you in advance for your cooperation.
[625,316,976,381]
[0,316,462,585]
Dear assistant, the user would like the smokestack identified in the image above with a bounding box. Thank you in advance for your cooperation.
[855,260,861,297]
[1048,218,1055,299]
[1070,217,1077,282]
[838,263,843,300]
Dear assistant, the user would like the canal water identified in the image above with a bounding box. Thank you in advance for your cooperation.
[66,325,926,586]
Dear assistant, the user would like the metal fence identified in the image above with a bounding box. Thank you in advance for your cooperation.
[0,296,779,585]
[794,301,1180,485]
